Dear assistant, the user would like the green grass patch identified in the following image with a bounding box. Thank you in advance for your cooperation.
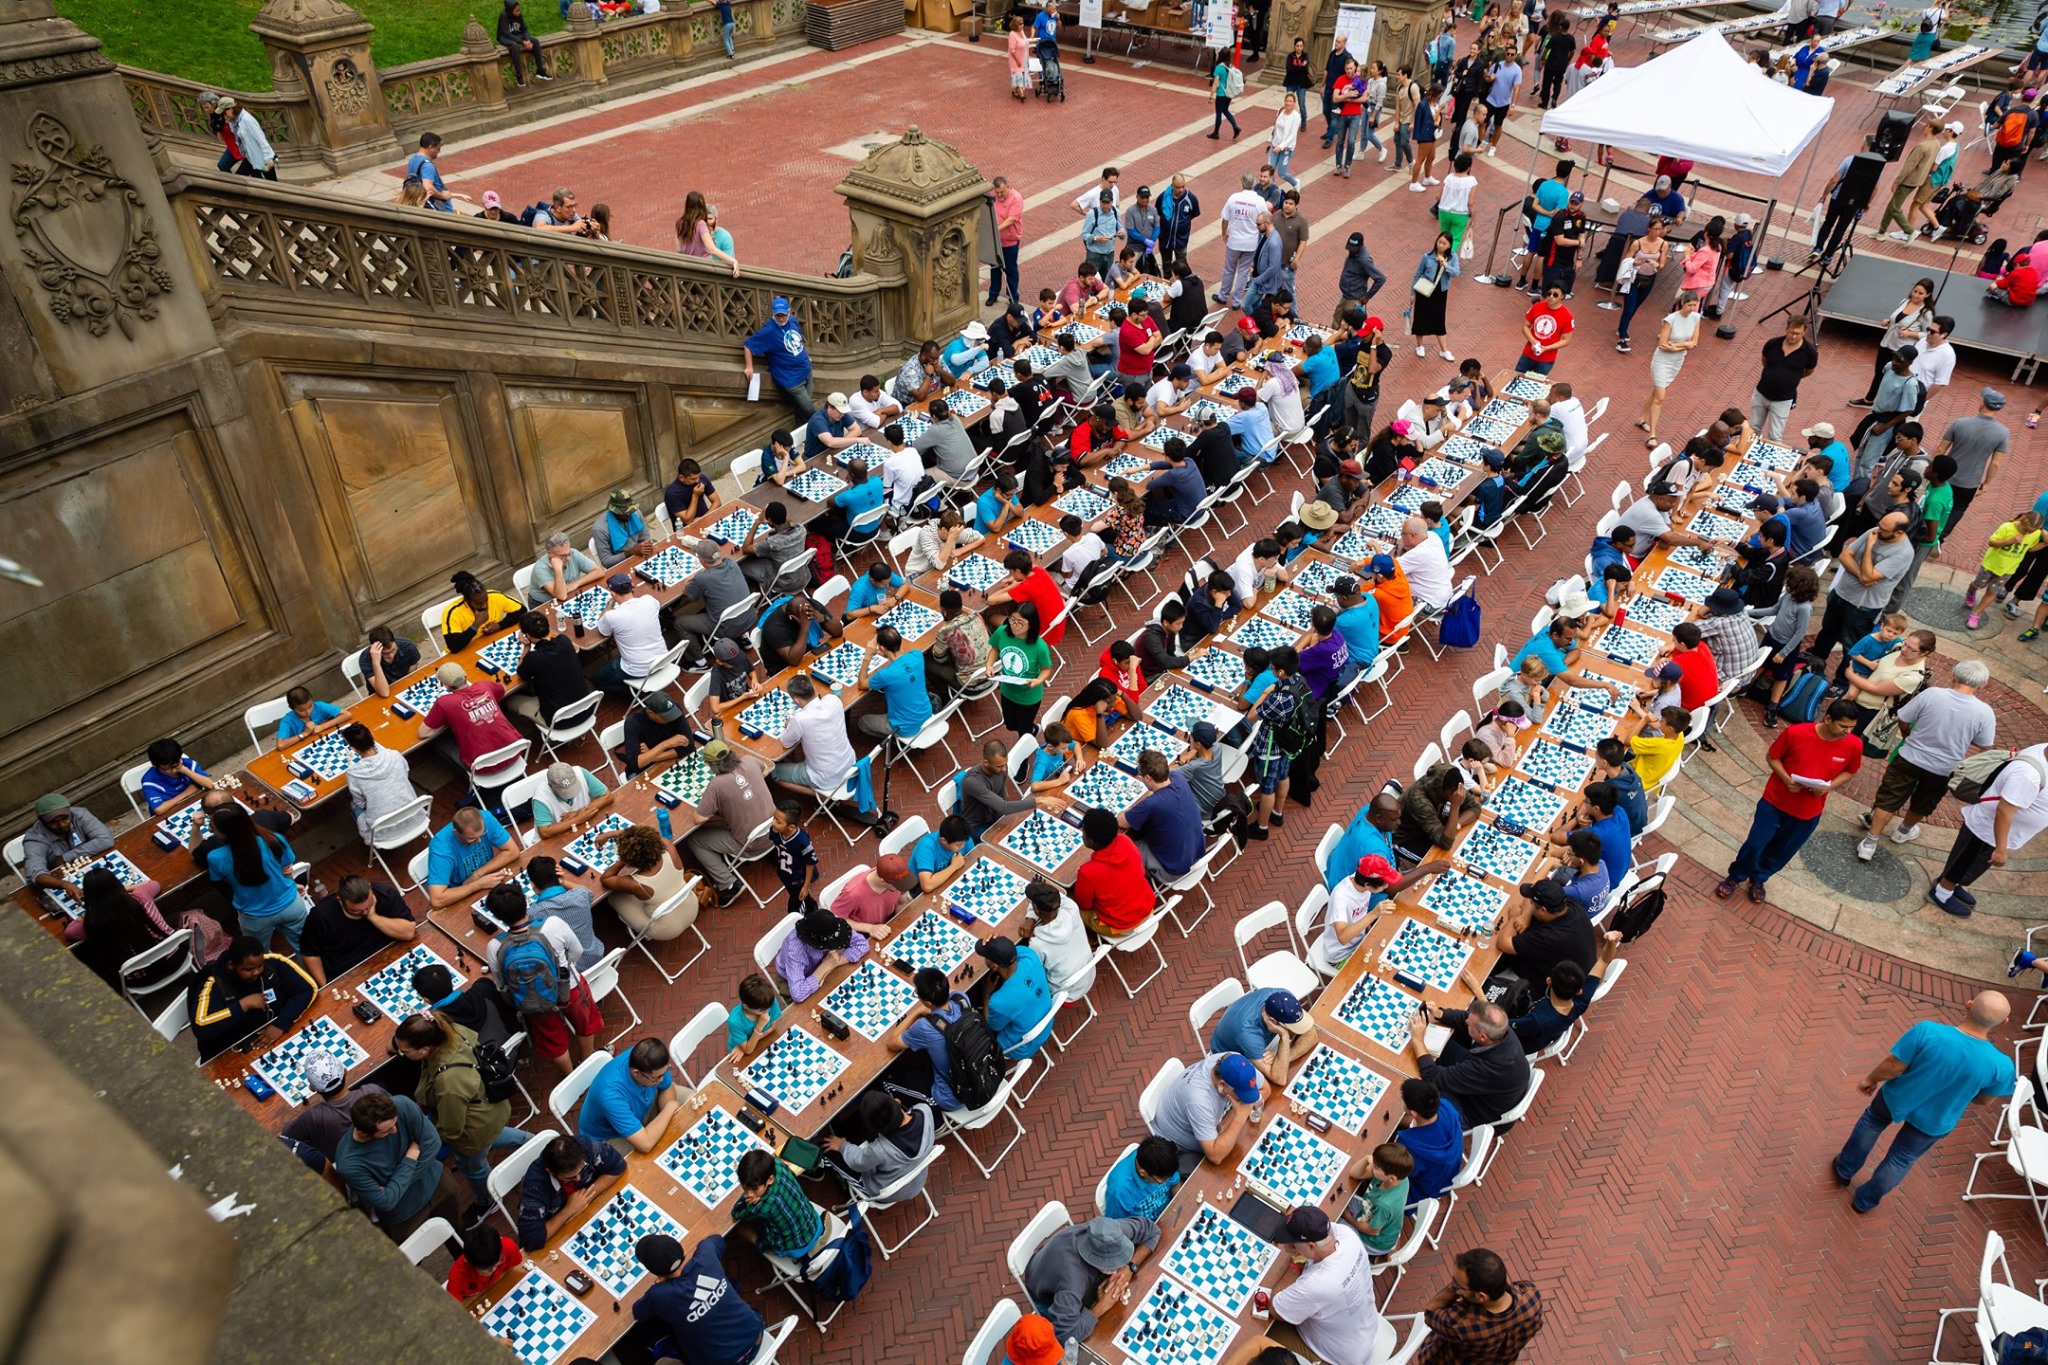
[57,0,564,91]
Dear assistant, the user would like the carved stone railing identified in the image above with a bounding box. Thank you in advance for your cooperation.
[173,170,901,359]
[123,68,321,170]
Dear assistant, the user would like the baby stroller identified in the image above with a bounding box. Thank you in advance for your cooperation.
[1930,169,2017,246]
[1033,36,1065,100]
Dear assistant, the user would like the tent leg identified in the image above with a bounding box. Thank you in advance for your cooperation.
[1773,147,1819,264]
[1715,196,1777,338]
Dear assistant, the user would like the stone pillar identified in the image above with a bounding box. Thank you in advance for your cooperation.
[562,0,608,85]
[248,0,397,163]
[1265,0,1437,90]
[460,13,510,108]
[835,126,990,347]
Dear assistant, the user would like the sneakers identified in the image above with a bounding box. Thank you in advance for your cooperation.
[1269,811,1286,828]
[1746,880,1766,903]
[1247,824,1270,841]
[2011,949,2039,978]
[1845,398,1873,408]
[2023,627,2041,642]
[1425,176,1441,186]
[1416,344,1427,357]
[1409,181,1428,192]
[1886,230,1912,242]
[1857,835,1879,861]
[1762,708,1781,728]
[1963,589,1980,609]
[1928,885,1972,916]
[2007,599,2024,619]
[1890,823,1922,844]
[1614,339,1632,353]
[1439,349,1456,360]
[1714,876,1742,899]
[1378,147,1388,163]
[1966,611,1983,629]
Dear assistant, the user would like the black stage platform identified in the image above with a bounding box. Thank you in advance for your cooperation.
[1817,253,2047,383]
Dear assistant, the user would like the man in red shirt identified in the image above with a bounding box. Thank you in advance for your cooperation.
[985,549,1069,645]
[1072,807,1156,935]
[1516,284,1574,375]
[1717,698,1863,902]
[1113,303,1160,381]
[418,661,525,787]
[1666,621,1719,710]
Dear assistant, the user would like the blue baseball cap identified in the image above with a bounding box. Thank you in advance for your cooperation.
[1261,990,1313,1034]
[1215,1053,1261,1103]
[770,295,792,314]
[1368,554,1397,577]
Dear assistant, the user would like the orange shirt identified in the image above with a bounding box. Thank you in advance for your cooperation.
[1065,703,1104,746]
[1373,562,1415,643]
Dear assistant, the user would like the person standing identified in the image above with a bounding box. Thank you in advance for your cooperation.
[1158,174,1201,274]
[1849,278,1936,408]
[1410,231,1459,362]
[1320,32,1351,147]
[1635,290,1701,445]
[1437,152,1479,253]
[1408,82,1444,190]
[1749,315,1819,441]
[742,295,813,421]
[1930,742,2048,915]
[1857,660,1995,861]
[1269,94,1304,190]
[987,176,1025,306]
[1810,513,1916,684]
[1611,218,1669,356]
[1716,699,1864,903]
[1933,387,2012,540]
[1876,118,1939,242]
[1390,64,1421,172]
[216,96,277,179]
[1217,175,1267,308]
[1536,12,1577,107]
[1518,282,1575,377]
[1210,55,1242,139]
[1284,37,1314,120]
[1329,60,1368,177]
[1834,993,2014,1210]
[1005,15,1032,101]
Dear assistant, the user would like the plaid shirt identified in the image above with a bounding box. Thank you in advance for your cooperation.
[732,1162,823,1259]
[1418,1280,1544,1365]
[1253,675,1303,760]
[1695,610,1762,685]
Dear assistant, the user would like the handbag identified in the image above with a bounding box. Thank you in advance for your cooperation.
[1413,259,1442,297]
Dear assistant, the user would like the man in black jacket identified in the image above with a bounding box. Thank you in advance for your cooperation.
[497,0,550,85]
[1138,609,1191,677]
[1408,999,1532,1127]
[1189,412,1240,491]
[1335,232,1386,324]
[189,936,316,1061]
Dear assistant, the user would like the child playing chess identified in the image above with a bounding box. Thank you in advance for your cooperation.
[1628,705,1691,793]
[726,972,784,1061]
[141,737,226,812]
[446,1223,524,1305]
[1097,640,1146,721]
[768,805,820,913]
[1029,723,1079,791]
[1101,1135,1183,1221]
[276,685,346,743]
[1472,703,1528,768]
[1456,737,1501,794]
[1342,1143,1414,1255]
[1499,655,1550,713]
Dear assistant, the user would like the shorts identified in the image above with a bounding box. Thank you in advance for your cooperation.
[1484,101,1511,133]
[526,979,603,1059]
[1766,650,1803,682]
[1873,753,1951,820]
[1256,749,1292,792]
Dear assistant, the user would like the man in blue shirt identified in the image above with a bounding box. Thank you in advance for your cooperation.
[1571,781,1634,889]
[1835,993,2016,1211]
[887,968,967,1110]
[1331,577,1382,672]
[803,393,860,460]
[742,295,814,420]
[979,935,1054,1059]
[1142,444,1207,525]
[976,471,1024,535]
[1208,986,1318,1084]
[844,562,904,618]
[1393,1078,1463,1205]
[1636,173,1687,222]
[941,321,992,378]
[1298,335,1340,399]
[423,805,519,910]
[1325,792,1401,890]
[857,625,935,743]
[1782,478,1828,559]
[1593,738,1649,835]
[1588,523,1637,583]
[404,134,453,211]
[1557,829,1613,917]
[632,1233,765,1365]
[1514,161,1572,289]
[1102,1137,1183,1220]
[1470,448,1510,528]
[1805,422,1852,489]
[908,814,972,893]
[140,737,223,812]
[819,468,886,545]
[578,1039,681,1154]
[1225,386,1275,460]
[1121,750,1204,882]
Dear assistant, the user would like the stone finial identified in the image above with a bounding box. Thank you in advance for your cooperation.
[248,0,373,46]
[836,125,987,210]
[565,0,596,29]
[460,13,495,53]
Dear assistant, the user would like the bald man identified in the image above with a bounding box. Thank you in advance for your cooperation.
[1396,516,1453,611]
[1834,991,2015,1212]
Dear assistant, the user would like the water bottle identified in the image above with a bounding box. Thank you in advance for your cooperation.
[657,806,673,841]
[711,713,726,745]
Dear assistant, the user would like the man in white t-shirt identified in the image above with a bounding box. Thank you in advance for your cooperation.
[595,573,668,682]
[1911,318,1956,412]
[844,373,903,434]
[1548,383,1589,460]
[1056,517,1107,589]
[1397,517,1455,610]
[1229,537,1290,604]
[1072,167,1121,217]
[1317,854,1397,972]
[879,429,925,514]
[771,674,857,795]
[1614,483,1712,551]
[1931,742,2048,915]
[1218,175,1269,309]
[1146,363,1198,419]
[1272,1206,1380,1365]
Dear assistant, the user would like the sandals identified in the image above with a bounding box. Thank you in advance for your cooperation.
[1634,419,1651,432]
[1644,436,1659,449]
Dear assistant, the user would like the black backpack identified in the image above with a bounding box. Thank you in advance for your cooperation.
[941,1001,1008,1110]
[471,1040,522,1104]
[1608,873,1667,943]
[518,201,550,227]
[1273,678,1324,758]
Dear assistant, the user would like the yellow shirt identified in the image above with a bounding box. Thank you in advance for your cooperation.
[1631,733,1682,790]
[441,592,525,644]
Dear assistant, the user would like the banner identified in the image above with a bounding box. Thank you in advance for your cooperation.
[1334,3,1376,59]
[1203,1,1236,48]
[1080,0,1102,28]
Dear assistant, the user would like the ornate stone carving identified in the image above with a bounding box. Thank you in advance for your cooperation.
[863,220,901,265]
[324,56,369,114]
[0,46,115,91]
[248,0,374,43]
[837,126,985,208]
[460,13,497,54]
[10,113,170,338]
[931,225,968,306]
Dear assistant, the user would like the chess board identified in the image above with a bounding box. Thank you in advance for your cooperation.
[783,468,847,503]
[737,1025,850,1113]
[997,811,1086,874]
[1384,918,1475,992]
[1518,740,1594,790]
[250,1016,370,1106]
[1285,1044,1392,1136]
[655,752,714,805]
[1438,434,1487,463]
[1183,648,1247,693]
[946,554,1009,594]
[1324,530,1384,563]
[1562,685,1628,715]
[289,731,359,781]
[820,960,921,1040]
[945,388,992,419]
[973,361,1018,391]
[1477,399,1530,426]
[1159,1203,1280,1316]
[1185,399,1232,425]
[1053,487,1112,521]
[564,814,637,874]
[1412,458,1470,489]
[1102,452,1153,479]
[703,506,759,544]
[1128,281,1167,304]
[1420,869,1511,936]
[1259,589,1321,631]
[359,945,466,1021]
[564,1183,686,1299]
[1114,1274,1240,1365]
[1215,373,1255,396]
[1687,509,1748,543]
[1290,559,1345,599]
[1712,482,1759,515]
[1064,763,1146,814]
[1620,596,1688,634]
[808,642,867,690]
[1385,484,1428,513]
[1667,544,1730,577]
[657,1106,773,1208]
[480,1267,596,1365]
[1455,821,1541,884]
[1503,375,1549,401]
[1019,344,1061,371]
[156,801,239,850]
[393,677,446,715]
[1240,1115,1350,1207]
[1541,705,1620,747]
[473,871,538,927]
[889,909,982,975]
[1594,625,1662,665]
[1462,417,1516,444]
[1055,322,1103,347]
[946,856,1030,924]
[1486,778,1569,832]
[1333,975,1424,1052]
[1227,616,1301,653]
[1651,566,1718,603]
[1107,723,1189,770]
[476,634,527,675]
[1727,460,1779,490]
[737,690,799,740]
[1006,519,1064,556]
[841,441,890,470]
[1745,438,1802,471]
[1351,505,1406,540]
[1146,685,1222,735]
[559,585,613,629]
[1283,323,1329,345]
[877,600,943,641]
[42,850,148,918]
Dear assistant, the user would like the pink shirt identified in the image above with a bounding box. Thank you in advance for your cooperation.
[992,187,1025,248]
[677,220,713,258]
[1008,27,1030,73]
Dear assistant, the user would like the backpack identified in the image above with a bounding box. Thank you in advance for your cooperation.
[1273,678,1323,758]
[1777,666,1830,725]
[1998,109,2031,148]
[471,1041,522,1103]
[518,201,550,227]
[1608,873,1668,943]
[1995,1329,2048,1364]
[802,1202,875,1302]
[1225,64,1245,98]
[492,923,569,1017]
[941,1001,1008,1110]
[1950,749,2048,804]
[1438,592,1482,650]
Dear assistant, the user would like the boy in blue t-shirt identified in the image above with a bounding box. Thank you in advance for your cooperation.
[910,815,974,893]
[975,471,1023,536]
[726,972,784,1059]
[845,562,904,618]
[276,686,344,742]
[1102,1136,1182,1220]
[1843,613,1907,687]
[141,737,222,812]
[1030,723,1078,789]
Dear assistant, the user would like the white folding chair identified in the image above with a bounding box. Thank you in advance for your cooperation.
[624,641,689,711]
[1964,1090,2048,1246]
[537,689,605,769]
[584,947,642,1047]
[1161,845,1224,937]
[1095,1142,1137,1217]
[1295,885,1339,979]
[1438,709,1473,759]
[1411,742,1443,783]
[1235,900,1320,1000]
[548,1049,612,1130]
[940,1060,1033,1178]
[762,1206,850,1334]
[497,771,551,848]
[399,1217,461,1267]
[116,930,198,1021]
[339,650,369,700]
[1106,908,1169,998]
[487,1129,558,1225]
[668,1001,732,1090]
[1930,1230,2048,1365]
[466,737,532,806]
[1006,1202,1070,1302]
[1188,978,1245,1055]
[151,994,189,1042]
[1471,666,1510,713]
[1138,1058,1185,1128]
[855,1144,949,1258]
[1371,1197,1442,1309]
[746,1317,800,1365]
[754,914,803,993]
[117,763,153,822]
[877,817,928,860]
[244,697,291,753]
[420,596,460,655]
[1429,1123,1495,1242]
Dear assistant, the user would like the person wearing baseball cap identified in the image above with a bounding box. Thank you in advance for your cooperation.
[1207,985,1321,1084]
[802,390,862,461]
[1936,387,2012,537]
[1148,1051,1265,1171]
[476,190,518,224]
[743,293,814,421]
[1021,1212,1164,1345]
[828,855,910,936]
[618,688,694,777]
[632,1231,766,1364]
[1271,1204,1379,1364]
[977,933,1056,1059]
[1319,853,1400,972]
[277,1048,389,1169]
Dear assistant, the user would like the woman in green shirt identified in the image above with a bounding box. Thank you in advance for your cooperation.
[1889,453,1955,614]
[988,601,1054,736]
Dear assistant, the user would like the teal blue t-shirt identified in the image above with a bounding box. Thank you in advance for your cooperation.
[1880,1020,2014,1136]
[725,999,784,1051]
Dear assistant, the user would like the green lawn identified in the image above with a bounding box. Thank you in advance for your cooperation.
[58,0,564,91]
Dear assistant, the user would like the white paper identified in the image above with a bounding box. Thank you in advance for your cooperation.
[1787,773,1833,790]
[1080,0,1103,27]
[747,373,762,403]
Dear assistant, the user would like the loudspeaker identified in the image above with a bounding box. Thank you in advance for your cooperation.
[1870,109,1916,161]
[1838,152,1888,212]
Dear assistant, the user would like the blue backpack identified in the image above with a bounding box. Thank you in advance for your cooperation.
[805,1202,875,1302]
[1778,666,1830,726]
[1438,593,1482,650]
[492,924,569,1017]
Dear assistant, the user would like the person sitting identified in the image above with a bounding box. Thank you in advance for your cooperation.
[1020,879,1097,1002]
[1553,828,1612,917]
[1023,1214,1163,1347]
[908,814,973,893]
[1150,1052,1264,1171]
[438,569,523,652]
[1988,254,2040,306]
[726,972,785,1061]
[961,740,1046,839]
[334,1091,452,1236]
[1270,1206,1381,1362]
[1495,877,1599,990]
[662,456,721,525]
[616,690,695,779]
[506,612,597,727]
[857,625,935,745]
[423,805,519,911]
[1408,999,1533,1127]
[1072,806,1156,936]
[1413,1249,1546,1361]
[139,738,224,813]
[1393,1077,1465,1204]
[1184,573,1242,639]
[979,933,1056,1060]
[418,662,525,794]
[299,875,416,985]
[606,816,706,932]
[525,854,603,970]
[881,966,976,1111]
[276,685,344,744]
[737,500,810,596]
[1514,930,1622,1053]
[1396,763,1483,860]
[767,676,857,801]
[64,868,206,994]
[1342,1142,1415,1255]
[355,625,422,700]
[760,592,844,672]
[825,1092,941,1207]
[526,531,603,607]
[189,934,316,1060]
[731,1149,826,1261]
[774,904,869,1003]
[674,542,753,664]
[844,562,905,621]
[630,1231,769,1365]
[591,489,653,568]
[1121,749,1204,884]
[1208,986,1319,1086]
[577,1038,682,1155]
[1102,1135,1184,1221]
[515,1133,625,1250]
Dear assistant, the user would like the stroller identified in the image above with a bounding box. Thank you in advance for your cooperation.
[1929,168,2018,246]
[1032,36,1065,100]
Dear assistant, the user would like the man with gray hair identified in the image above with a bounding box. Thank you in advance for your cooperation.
[1407,996,1531,1126]
[1858,658,1996,861]
[1022,1212,1163,1344]
[1217,174,1268,309]
[1397,515,1454,610]
[526,530,602,606]
[770,674,856,797]
[674,540,750,664]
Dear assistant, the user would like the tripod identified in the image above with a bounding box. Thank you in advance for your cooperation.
[1759,224,1856,331]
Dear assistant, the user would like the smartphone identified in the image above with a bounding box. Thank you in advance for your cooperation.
[1345,1195,1367,1221]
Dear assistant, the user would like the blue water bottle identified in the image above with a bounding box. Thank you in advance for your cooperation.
[656,806,673,841]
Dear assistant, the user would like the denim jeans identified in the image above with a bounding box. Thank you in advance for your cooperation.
[988,241,1020,305]
[1329,113,1358,169]
[1360,114,1384,152]
[1270,147,1299,188]
[1616,274,1656,340]
[454,1125,536,1203]
[1834,1091,1941,1211]
[239,895,311,954]
[1393,124,1413,169]
[721,18,735,54]
[1727,798,1820,887]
